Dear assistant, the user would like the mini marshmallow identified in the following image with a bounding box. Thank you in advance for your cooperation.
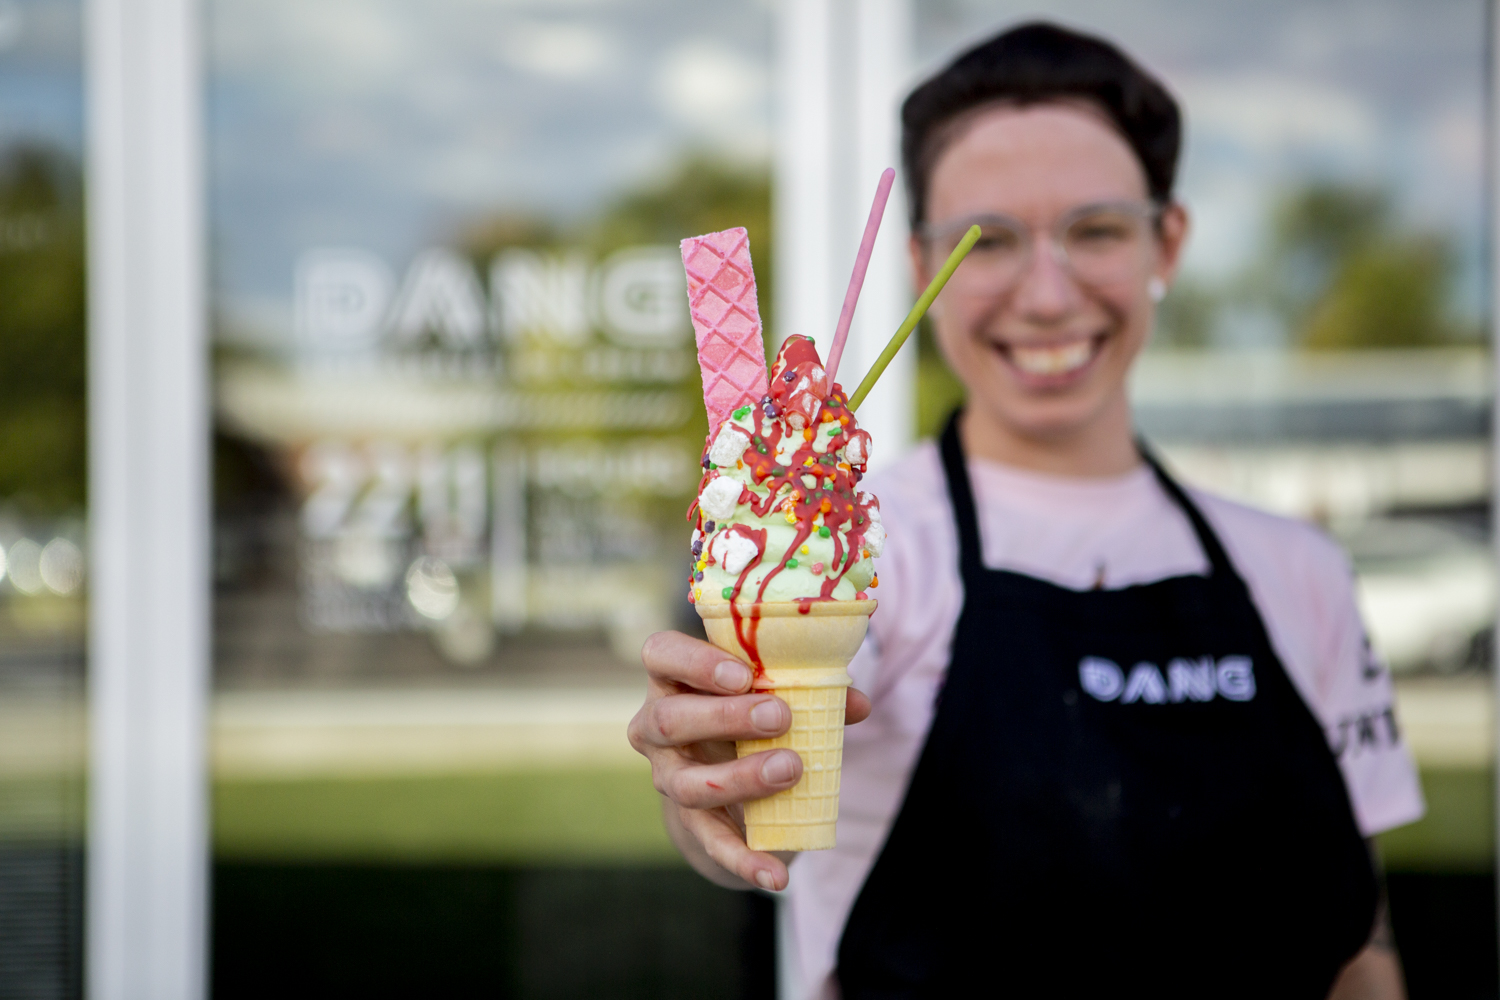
[708,424,751,467]
[859,498,885,556]
[845,431,870,466]
[717,530,760,575]
[698,475,743,521]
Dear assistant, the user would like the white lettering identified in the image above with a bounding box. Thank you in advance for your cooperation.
[295,248,393,352]
[1122,663,1168,704]
[492,249,590,344]
[1168,657,1216,703]
[1216,657,1256,701]
[1082,654,1257,705]
[299,441,364,538]
[1079,657,1125,701]
[417,443,488,549]
[598,247,689,345]
[386,248,488,348]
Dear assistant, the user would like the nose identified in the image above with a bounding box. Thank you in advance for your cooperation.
[1011,234,1078,319]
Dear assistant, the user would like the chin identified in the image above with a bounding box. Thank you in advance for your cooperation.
[973,381,1123,444]
[1006,403,1109,442]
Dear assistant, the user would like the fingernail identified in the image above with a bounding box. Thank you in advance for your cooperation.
[749,699,784,733]
[714,661,751,691]
[761,751,797,784]
[755,870,776,890]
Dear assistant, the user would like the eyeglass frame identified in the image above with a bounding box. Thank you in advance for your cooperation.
[916,199,1168,292]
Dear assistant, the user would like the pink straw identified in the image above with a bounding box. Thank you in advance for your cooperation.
[825,167,896,388]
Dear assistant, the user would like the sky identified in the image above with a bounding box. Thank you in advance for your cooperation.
[0,0,82,156]
[207,0,775,335]
[0,0,1488,341]
[920,0,1488,303]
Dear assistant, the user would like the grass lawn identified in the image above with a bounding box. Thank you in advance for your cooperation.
[211,764,1496,870]
[1378,767,1495,872]
[213,766,680,865]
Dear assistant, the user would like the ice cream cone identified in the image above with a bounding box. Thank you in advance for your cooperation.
[697,599,876,851]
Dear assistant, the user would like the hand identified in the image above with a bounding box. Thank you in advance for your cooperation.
[628,630,872,891]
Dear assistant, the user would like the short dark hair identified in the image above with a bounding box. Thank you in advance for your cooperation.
[901,22,1182,228]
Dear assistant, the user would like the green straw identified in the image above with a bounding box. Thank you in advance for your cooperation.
[848,224,982,412]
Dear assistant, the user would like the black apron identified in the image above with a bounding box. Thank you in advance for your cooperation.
[837,412,1376,998]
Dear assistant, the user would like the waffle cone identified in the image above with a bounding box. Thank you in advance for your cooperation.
[697,599,876,851]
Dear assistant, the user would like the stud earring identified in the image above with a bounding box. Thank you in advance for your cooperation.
[1148,277,1166,302]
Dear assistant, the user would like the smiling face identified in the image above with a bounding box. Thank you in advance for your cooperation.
[915,101,1187,471]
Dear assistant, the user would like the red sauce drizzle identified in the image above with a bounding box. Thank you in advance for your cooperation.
[688,336,880,659]
[724,526,768,676]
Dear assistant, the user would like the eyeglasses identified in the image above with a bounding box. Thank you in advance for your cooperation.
[919,201,1163,295]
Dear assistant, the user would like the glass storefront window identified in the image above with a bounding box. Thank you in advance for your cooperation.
[206,1,776,990]
[210,1,773,673]
[0,0,86,995]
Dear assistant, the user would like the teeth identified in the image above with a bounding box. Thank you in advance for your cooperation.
[1008,340,1094,375]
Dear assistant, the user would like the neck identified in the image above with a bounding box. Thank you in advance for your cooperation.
[959,392,1140,477]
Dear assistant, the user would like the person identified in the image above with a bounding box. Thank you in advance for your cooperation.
[629,22,1423,999]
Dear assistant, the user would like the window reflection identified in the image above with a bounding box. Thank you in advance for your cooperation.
[207,1,775,990]
[0,0,86,992]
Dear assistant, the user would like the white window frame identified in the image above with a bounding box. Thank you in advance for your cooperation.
[85,0,210,996]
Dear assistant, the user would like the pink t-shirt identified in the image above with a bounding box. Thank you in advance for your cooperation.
[785,441,1426,1000]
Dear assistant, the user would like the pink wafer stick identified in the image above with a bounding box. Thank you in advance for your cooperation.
[680,227,770,435]
[825,167,896,388]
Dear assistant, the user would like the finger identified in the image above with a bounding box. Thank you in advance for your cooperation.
[846,687,872,725]
[632,692,790,749]
[680,807,790,891]
[657,748,802,810]
[641,631,754,694]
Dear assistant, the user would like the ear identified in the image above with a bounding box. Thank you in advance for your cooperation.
[1154,202,1190,287]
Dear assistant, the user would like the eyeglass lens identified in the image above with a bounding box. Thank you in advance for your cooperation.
[931,207,1155,293]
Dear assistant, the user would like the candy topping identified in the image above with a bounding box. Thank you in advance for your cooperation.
[689,333,882,609]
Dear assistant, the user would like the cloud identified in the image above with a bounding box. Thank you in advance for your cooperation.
[1426,104,1483,183]
[202,0,775,303]
[1175,172,1266,280]
[212,0,414,97]
[1178,74,1378,156]
[498,21,615,81]
[0,2,23,52]
[416,137,516,205]
[654,39,767,131]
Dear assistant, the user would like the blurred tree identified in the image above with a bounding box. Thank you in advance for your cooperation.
[1150,183,1473,351]
[915,322,965,439]
[582,155,772,333]
[1153,277,1217,348]
[460,215,561,257]
[456,156,770,449]
[1301,236,1454,349]
[1257,183,1465,350]
[0,145,86,512]
[460,156,772,333]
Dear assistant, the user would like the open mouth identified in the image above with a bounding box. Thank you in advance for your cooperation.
[994,334,1105,380]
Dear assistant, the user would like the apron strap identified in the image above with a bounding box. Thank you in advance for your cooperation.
[1136,440,1238,581]
[938,410,985,580]
[938,408,1240,584]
